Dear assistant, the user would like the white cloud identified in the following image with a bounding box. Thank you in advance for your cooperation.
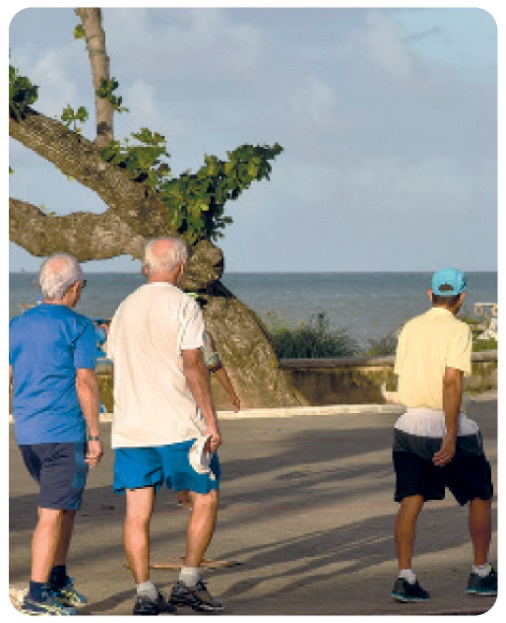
[364,11,425,84]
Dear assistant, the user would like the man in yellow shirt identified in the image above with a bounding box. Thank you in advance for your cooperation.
[391,267,496,602]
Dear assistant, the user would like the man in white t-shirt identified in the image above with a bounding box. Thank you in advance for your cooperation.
[106,237,224,615]
[390,267,496,603]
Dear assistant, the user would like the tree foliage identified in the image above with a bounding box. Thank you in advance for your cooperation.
[9,22,283,248]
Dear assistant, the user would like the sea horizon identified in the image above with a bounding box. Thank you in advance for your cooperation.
[9,271,498,349]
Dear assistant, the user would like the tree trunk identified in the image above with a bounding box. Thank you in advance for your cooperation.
[203,290,305,409]
[75,8,114,147]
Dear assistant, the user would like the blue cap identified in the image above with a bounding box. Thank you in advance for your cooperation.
[431,267,467,296]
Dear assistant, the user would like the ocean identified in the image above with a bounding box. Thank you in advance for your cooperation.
[9,271,498,350]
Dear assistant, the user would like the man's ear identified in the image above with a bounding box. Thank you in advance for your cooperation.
[427,288,434,303]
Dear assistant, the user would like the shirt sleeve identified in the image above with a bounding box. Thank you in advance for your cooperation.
[74,319,98,369]
[178,298,205,352]
[446,322,472,376]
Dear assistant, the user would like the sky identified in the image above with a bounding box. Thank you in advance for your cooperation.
[6,1,501,273]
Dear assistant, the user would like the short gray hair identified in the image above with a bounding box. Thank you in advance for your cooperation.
[143,237,188,274]
[39,253,84,300]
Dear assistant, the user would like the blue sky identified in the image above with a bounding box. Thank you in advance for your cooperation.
[6,2,500,273]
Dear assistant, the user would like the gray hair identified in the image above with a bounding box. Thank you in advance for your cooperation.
[39,253,84,300]
[143,237,189,274]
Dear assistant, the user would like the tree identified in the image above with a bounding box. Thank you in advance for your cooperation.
[9,7,303,408]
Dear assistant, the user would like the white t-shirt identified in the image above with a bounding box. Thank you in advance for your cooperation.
[106,282,207,448]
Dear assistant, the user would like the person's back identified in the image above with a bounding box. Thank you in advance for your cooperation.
[395,307,472,411]
[107,281,206,448]
[10,302,96,444]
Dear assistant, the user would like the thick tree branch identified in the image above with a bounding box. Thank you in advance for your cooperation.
[9,198,144,261]
[10,109,168,236]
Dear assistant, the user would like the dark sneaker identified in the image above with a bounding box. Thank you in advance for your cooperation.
[466,567,498,596]
[51,577,87,607]
[21,592,78,615]
[391,577,430,603]
[133,591,177,615]
[170,579,224,613]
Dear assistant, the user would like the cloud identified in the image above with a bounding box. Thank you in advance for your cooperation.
[363,10,424,82]
[105,8,265,86]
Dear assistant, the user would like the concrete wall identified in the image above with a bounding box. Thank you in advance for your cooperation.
[94,351,497,409]
[279,351,498,406]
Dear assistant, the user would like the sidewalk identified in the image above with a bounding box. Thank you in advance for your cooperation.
[8,395,498,616]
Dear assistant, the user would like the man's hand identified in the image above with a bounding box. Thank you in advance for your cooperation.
[86,439,104,468]
[204,426,222,453]
[433,433,457,467]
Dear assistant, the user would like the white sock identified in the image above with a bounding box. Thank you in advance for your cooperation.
[398,569,417,584]
[136,580,158,601]
[472,563,491,578]
[179,566,200,588]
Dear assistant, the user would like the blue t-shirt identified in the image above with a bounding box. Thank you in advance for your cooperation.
[9,304,97,444]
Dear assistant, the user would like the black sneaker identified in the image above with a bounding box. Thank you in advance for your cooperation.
[391,577,430,602]
[21,591,78,615]
[170,579,224,613]
[133,591,177,615]
[466,567,498,596]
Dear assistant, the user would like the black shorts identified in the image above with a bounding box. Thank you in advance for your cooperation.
[19,442,89,510]
[393,432,493,505]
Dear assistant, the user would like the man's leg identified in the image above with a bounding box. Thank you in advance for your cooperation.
[184,489,219,567]
[53,509,77,566]
[31,507,64,583]
[394,494,424,570]
[124,487,155,584]
[170,489,223,612]
[468,497,492,566]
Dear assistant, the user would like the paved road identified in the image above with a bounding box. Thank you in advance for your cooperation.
[9,395,498,616]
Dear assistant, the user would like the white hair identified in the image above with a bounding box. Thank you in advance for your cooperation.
[39,253,84,300]
[143,237,188,274]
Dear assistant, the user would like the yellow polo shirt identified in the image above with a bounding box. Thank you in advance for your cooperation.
[394,307,472,410]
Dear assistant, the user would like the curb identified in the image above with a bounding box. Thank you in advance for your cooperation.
[8,403,405,426]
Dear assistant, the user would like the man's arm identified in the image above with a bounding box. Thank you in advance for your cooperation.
[214,367,241,413]
[75,368,103,467]
[182,348,222,452]
[433,366,462,467]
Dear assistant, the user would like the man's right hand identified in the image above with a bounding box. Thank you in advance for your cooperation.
[86,439,104,468]
[205,427,222,453]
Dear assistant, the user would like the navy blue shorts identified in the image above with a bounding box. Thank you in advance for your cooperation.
[19,443,89,510]
[113,439,221,495]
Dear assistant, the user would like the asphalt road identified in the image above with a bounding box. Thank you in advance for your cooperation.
[8,395,498,617]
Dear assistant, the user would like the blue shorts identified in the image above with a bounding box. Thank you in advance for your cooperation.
[19,443,89,510]
[113,439,221,495]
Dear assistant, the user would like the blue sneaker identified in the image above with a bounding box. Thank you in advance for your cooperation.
[51,577,87,607]
[21,591,78,615]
